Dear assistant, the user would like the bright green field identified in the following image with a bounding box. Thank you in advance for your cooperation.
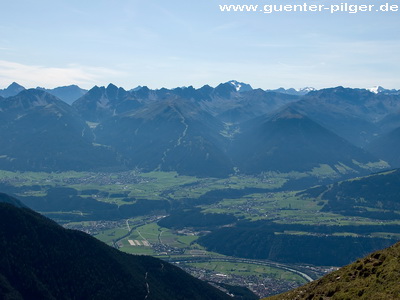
[2,168,398,282]
[3,169,400,229]
[0,170,285,206]
[185,261,307,284]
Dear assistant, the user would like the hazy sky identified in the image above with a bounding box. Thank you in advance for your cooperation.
[0,0,399,90]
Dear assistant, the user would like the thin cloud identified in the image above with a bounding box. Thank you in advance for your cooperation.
[0,61,125,89]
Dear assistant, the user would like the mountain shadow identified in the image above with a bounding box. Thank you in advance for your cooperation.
[230,107,381,174]
[0,89,118,171]
[367,126,400,168]
[95,97,233,177]
[0,193,232,300]
[198,220,395,266]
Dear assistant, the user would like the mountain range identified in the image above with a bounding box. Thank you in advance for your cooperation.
[1,81,400,178]
[290,86,400,147]
[0,89,117,171]
[368,85,400,95]
[0,82,87,104]
[94,97,233,177]
[0,193,235,300]
[2,81,399,100]
[37,85,88,104]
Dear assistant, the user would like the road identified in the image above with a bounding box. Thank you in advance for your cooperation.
[166,256,314,282]
[111,217,314,283]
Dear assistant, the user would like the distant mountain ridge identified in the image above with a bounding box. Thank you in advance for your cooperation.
[368,85,400,95]
[0,83,87,103]
[2,81,398,100]
[0,82,399,177]
[0,82,25,97]
[37,85,88,104]
[289,86,400,147]
[267,86,315,96]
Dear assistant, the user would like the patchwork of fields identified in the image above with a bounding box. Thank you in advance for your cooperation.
[1,169,399,298]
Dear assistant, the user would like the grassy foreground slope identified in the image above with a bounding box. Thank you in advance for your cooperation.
[264,241,400,300]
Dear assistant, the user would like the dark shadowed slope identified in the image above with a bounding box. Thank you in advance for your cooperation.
[230,107,381,174]
[95,97,233,177]
[0,89,118,171]
[300,168,400,220]
[72,83,141,122]
[0,192,26,208]
[0,193,232,300]
[367,126,400,168]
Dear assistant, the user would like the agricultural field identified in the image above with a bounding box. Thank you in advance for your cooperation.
[199,191,400,227]
[0,170,284,204]
[1,168,400,291]
[183,261,306,283]
[2,168,400,237]
[0,168,343,207]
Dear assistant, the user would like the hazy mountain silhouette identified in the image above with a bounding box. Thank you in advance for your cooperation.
[38,85,88,104]
[290,86,400,147]
[367,127,400,168]
[0,82,25,98]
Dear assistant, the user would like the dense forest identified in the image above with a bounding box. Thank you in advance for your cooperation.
[198,221,397,266]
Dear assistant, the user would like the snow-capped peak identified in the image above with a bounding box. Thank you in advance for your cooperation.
[230,81,242,92]
[367,86,386,94]
[228,80,253,92]
[297,87,316,93]
[266,87,315,96]
[367,86,400,95]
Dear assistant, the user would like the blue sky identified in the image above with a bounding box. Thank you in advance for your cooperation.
[0,0,399,90]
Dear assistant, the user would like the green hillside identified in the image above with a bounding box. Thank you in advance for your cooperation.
[301,168,400,219]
